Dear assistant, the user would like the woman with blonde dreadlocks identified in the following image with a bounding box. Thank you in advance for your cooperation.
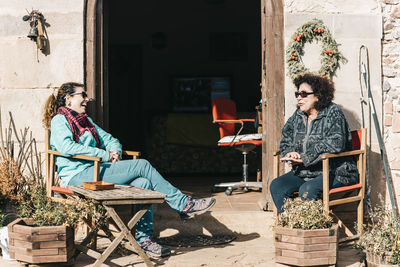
[42,82,216,258]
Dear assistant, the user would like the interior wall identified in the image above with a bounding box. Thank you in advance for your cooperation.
[108,0,261,113]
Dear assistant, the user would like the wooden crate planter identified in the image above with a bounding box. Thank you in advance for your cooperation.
[275,224,338,266]
[7,218,75,264]
[366,251,397,267]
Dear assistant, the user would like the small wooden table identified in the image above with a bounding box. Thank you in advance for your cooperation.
[68,185,166,267]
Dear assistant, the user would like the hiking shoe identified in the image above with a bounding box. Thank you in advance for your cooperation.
[180,197,216,220]
[139,239,171,258]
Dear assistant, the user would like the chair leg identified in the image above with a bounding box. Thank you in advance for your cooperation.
[242,151,248,183]
[213,151,262,195]
[357,198,364,235]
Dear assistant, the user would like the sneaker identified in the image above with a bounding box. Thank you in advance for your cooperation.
[139,239,171,258]
[180,196,216,220]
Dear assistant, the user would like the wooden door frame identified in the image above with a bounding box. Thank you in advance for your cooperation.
[84,0,109,129]
[260,0,284,210]
[84,0,285,209]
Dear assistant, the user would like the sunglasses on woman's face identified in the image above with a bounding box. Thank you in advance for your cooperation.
[295,91,314,98]
[70,91,88,99]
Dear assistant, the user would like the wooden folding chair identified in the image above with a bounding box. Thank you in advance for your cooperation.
[321,128,367,242]
[273,128,367,242]
[44,129,141,249]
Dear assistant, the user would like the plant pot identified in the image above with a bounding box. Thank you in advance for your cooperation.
[274,224,338,266]
[366,251,397,267]
[7,218,75,264]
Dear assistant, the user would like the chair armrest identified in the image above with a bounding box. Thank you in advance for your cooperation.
[123,150,141,159]
[321,149,365,160]
[213,119,255,124]
[213,119,244,125]
[273,151,281,179]
[47,149,102,162]
[123,150,141,156]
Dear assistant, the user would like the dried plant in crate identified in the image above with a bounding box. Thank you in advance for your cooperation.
[17,184,106,228]
[356,206,400,265]
[277,197,333,230]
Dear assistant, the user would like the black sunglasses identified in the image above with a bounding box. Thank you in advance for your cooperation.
[295,91,314,98]
[70,91,88,98]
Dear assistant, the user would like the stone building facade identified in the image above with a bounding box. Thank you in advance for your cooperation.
[0,0,399,208]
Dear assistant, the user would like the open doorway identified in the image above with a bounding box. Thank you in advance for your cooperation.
[104,1,261,181]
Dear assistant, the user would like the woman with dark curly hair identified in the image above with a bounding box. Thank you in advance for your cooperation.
[270,74,358,213]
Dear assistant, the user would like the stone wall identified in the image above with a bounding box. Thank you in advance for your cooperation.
[380,0,400,208]
[0,0,84,148]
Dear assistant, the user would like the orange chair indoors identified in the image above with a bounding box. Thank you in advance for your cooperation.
[212,97,262,195]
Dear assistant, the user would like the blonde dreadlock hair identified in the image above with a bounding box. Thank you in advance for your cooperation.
[42,82,85,129]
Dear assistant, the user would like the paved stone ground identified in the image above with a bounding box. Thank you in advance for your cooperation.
[0,242,366,267]
[0,182,368,267]
[0,239,365,267]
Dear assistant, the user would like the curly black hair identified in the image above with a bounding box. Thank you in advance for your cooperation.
[293,74,335,111]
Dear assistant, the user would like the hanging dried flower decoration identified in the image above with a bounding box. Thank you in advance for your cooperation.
[286,19,347,81]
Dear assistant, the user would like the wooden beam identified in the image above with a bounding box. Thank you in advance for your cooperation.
[260,0,285,211]
[85,0,98,121]
[85,0,107,127]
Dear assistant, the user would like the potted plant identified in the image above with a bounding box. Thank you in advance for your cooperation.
[274,198,338,267]
[8,183,107,264]
[356,207,400,267]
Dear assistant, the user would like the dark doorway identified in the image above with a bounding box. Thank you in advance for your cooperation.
[106,1,261,176]
[108,44,143,151]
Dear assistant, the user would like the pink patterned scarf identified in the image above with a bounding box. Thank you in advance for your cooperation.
[57,106,101,147]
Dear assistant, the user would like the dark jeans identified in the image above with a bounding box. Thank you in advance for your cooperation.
[270,171,346,213]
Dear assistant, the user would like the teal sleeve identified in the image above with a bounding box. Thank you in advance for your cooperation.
[51,115,110,162]
[89,119,123,157]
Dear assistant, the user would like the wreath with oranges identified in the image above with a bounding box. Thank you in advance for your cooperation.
[286,19,347,81]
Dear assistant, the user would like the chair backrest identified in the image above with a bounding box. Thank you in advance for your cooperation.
[351,128,367,182]
[351,128,367,150]
[212,98,237,138]
[45,129,57,198]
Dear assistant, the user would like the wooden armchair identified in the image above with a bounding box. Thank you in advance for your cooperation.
[273,128,367,242]
[44,129,143,253]
[44,129,141,200]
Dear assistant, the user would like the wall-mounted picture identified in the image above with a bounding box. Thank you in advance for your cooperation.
[171,76,231,112]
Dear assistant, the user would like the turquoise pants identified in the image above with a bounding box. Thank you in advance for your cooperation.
[68,159,188,243]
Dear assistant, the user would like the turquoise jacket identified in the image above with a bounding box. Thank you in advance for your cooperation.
[50,114,122,185]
